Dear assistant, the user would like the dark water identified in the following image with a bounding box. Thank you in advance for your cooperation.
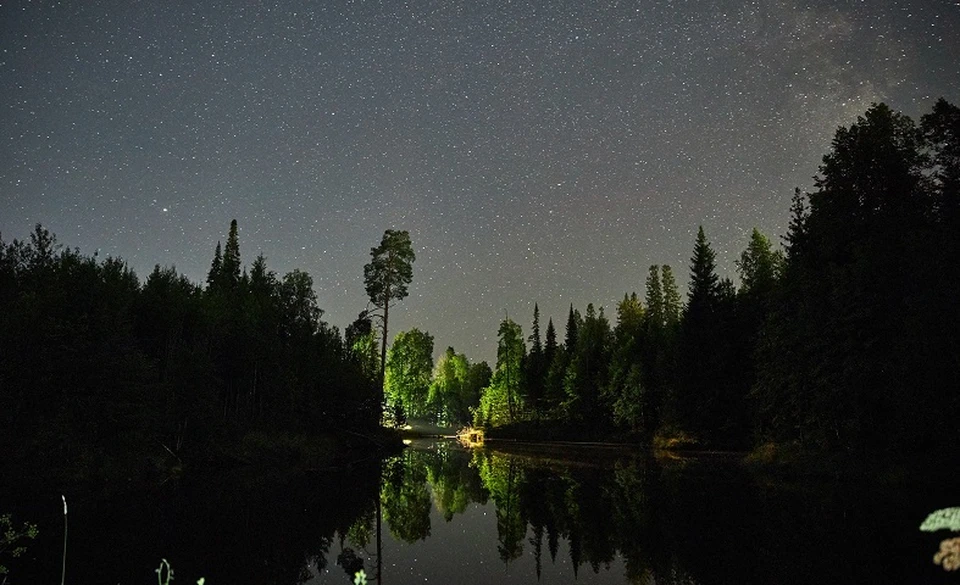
[5,440,960,584]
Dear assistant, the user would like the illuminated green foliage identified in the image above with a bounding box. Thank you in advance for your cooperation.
[384,328,434,420]
[381,451,432,543]
[736,228,783,297]
[605,294,647,433]
[474,450,526,563]
[476,318,526,426]
[428,347,472,425]
[921,508,960,532]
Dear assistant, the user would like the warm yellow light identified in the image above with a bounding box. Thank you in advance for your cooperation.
[456,426,485,448]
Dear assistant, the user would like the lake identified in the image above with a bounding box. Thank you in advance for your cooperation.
[5,439,959,584]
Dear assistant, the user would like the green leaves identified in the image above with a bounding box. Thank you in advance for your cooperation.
[385,328,434,419]
[921,508,960,532]
[0,513,38,576]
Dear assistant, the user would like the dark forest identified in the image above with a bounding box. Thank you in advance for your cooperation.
[2,99,959,491]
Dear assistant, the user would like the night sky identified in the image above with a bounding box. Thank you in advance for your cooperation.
[2,0,958,362]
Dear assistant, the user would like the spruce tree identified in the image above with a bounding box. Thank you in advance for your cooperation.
[222,219,241,288]
[644,265,663,331]
[565,304,579,352]
[783,188,809,263]
[686,226,720,321]
[526,303,545,417]
[207,241,222,288]
[544,318,557,364]
[661,265,681,329]
[674,226,724,443]
[736,228,782,296]
[529,303,543,355]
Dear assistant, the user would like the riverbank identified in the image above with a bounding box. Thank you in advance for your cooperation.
[740,440,960,488]
[0,425,405,502]
[237,426,405,469]
[476,422,960,484]
[483,419,647,444]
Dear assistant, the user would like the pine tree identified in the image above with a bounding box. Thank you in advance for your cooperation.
[364,229,416,400]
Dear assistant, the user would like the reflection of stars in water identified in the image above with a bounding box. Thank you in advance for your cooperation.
[1,0,957,363]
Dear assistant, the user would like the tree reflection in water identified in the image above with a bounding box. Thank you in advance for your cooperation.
[358,441,955,585]
[10,441,951,583]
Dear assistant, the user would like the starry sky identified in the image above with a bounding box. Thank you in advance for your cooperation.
[2,0,958,362]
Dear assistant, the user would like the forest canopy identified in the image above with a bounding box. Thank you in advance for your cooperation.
[0,221,381,487]
[462,99,960,454]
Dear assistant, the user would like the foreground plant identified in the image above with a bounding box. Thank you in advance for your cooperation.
[921,508,960,572]
[0,513,39,577]
[156,559,204,585]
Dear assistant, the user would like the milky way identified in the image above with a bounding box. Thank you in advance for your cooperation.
[2,0,958,361]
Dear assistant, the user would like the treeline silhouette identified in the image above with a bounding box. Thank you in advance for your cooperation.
[0,219,379,487]
[2,98,957,488]
[477,100,960,454]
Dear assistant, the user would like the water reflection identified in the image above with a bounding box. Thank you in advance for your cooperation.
[8,441,957,584]
[348,441,957,585]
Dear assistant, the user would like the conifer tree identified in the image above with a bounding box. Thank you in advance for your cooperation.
[686,226,720,322]
[222,219,241,288]
[563,303,611,424]
[674,227,724,443]
[661,265,681,329]
[529,303,542,355]
[542,317,563,415]
[783,188,810,262]
[544,318,557,365]
[565,304,580,352]
[644,266,663,332]
[736,228,782,297]
[525,303,545,417]
[207,241,222,288]
[476,318,525,425]
[615,293,644,337]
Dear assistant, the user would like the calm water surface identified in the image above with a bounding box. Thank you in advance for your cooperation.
[7,440,959,584]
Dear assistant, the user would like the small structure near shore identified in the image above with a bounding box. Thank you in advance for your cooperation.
[457,427,484,448]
